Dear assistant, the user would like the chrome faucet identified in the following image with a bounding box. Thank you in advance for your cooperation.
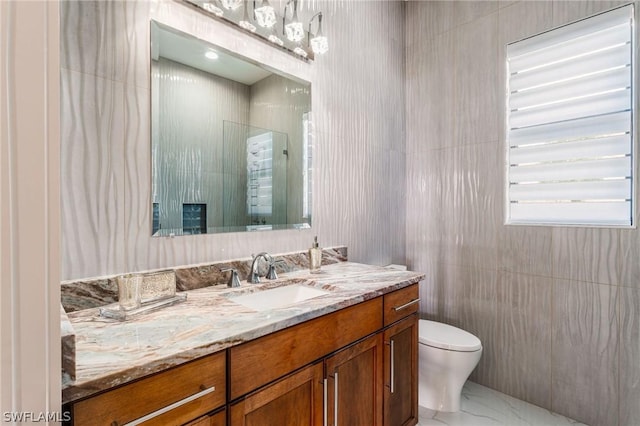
[221,268,241,288]
[249,252,274,284]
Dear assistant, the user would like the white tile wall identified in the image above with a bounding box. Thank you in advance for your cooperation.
[61,0,406,279]
[406,2,640,425]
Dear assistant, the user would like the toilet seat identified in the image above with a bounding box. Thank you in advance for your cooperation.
[419,320,482,352]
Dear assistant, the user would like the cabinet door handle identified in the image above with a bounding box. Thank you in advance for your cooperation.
[323,378,328,426]
[121,385,215,426]
[334,372,339,426]
[390,339,395,394]
[393,298,420,311]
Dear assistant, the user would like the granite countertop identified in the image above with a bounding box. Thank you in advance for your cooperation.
[62,262,424,404]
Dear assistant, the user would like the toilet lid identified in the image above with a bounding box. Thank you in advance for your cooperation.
[419,320,482,352]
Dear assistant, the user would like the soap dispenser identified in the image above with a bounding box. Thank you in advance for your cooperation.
[309,236,322,273]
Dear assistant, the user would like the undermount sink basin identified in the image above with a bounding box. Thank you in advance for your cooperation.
[229,284,329,311]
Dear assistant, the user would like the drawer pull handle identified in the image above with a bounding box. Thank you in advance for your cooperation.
[334,372,339,426]
[393,298,420,311]
[323,378,328,426]
[122,385,216,426]
[390,339,395,394]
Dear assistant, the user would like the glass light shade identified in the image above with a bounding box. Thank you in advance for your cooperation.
[310,35,328,54]
[220,0,242,10]
[255,4,277,28]
[268,34,284,46]
[285,21,304,42]
[202,2,224,16]
[293,46,308,58]
[239,20,257,32]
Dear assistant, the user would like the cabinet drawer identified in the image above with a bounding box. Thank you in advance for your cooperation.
[73,351,226,426]
[383,284,419,326]
[230,297,383,400]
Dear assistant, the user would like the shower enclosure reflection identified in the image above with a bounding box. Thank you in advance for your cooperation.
[221,121,289,232]
[150,20,312,236]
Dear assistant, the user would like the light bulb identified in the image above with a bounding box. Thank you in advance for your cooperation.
[293,46,308,58]
[254,1,276,28]
[202,2,224,16]
[285,21,304,42]
[310,35,328,54]
[220,0,242,10]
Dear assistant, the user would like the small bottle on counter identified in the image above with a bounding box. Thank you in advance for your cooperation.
[309,236,322,273]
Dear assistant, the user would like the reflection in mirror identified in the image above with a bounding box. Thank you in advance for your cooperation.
[150,20,312,236]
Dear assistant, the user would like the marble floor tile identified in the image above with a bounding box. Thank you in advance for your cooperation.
[418,381,586,426]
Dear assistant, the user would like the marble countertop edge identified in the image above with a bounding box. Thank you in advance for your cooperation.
[62,262,424,405]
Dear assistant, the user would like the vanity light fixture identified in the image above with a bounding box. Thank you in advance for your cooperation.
[254,0,276,28]
[220,0,242,11]
[186,0,328,60]
[205,50,219,60]
[283,0,304,42]
[202,1,224,16]
[239,2,257,32]
[308,12,328,54]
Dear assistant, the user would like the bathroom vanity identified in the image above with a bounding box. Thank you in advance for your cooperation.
[61,262,423,426]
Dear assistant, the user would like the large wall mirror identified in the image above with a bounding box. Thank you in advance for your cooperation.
[150,20,312,236]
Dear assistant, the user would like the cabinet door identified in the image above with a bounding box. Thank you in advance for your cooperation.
[383,314,418,426]
[230,362,324,426]
[325,333,383,426]
[184,408,226,426]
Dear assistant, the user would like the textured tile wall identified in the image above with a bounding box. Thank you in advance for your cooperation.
[406,1,638,426]
[153,57,250,230]
[60,0,406,280]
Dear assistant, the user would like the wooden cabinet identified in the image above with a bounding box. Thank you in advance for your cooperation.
[383,314,418,426]
[229,298,382,400]
[230,329,385,426]
[230,363,324,426]
[326,333,384,426]
[71,351,226,426]
[68,283,419,426]
[230,283,420,426]
[381,284,420,426]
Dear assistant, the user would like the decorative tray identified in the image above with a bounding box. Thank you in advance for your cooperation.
[99,293,187,321]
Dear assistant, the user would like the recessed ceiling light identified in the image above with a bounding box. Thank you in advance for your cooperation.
[205,51,219,60]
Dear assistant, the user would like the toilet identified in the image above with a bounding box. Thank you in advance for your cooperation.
[418,320,482,412]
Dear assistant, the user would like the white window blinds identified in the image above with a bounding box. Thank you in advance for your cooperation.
[506,5,635,226]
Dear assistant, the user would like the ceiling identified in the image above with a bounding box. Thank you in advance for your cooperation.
[155,24,272,86]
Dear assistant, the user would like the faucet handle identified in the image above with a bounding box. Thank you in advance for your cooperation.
[221,268,241,288]
[266,264,278,280]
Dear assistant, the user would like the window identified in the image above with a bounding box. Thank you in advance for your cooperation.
[182,203,207,234]
[506,5,634,226]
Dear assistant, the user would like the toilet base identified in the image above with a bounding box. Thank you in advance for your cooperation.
[418,379,462,412]
[418,344,482,412]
